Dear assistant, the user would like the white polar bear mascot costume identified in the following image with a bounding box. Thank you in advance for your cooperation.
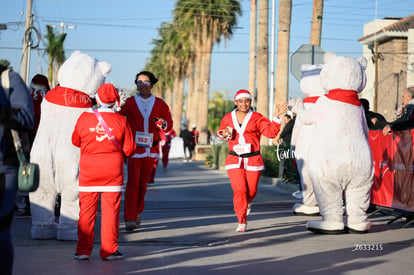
[30,51,111,240]
[292,52,374,234]
[291,64,325,216]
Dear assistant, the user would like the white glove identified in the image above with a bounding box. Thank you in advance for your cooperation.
[288,97,303,114]
[118,88,129,107]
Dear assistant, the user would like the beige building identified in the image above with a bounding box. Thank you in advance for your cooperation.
[358,14,414,121]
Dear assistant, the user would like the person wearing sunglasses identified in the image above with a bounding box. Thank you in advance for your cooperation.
[119,71,173,231]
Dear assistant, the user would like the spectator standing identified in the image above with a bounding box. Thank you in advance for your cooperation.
[279,113,295,145]
[0,60,34,275]
[119,71,173,231]
[383,87,414,135]
[217,89,287,232]
[72,83,135,261]
[359,98,386,130]
[206,129,212,144]
[180,125,192,162]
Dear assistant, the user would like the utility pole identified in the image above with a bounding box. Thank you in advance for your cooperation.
[20,0,33,84]
[50,21,76,34]
[374,41,379,112]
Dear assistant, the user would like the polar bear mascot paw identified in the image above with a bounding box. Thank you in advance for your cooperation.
[29,51,111,241]
[306,220,345,234]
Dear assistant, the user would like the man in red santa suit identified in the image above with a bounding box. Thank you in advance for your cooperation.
[217,89,287,232]
[190,125,199,160]
[72,83,136,261]
[147,128,177,183]
[119,71,173,231]
[161,128,176,169]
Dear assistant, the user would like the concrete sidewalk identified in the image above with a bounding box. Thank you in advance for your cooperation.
[11,160,414,275]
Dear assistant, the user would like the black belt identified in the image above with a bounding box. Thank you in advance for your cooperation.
[229,150,260,158]
[152,140,159,147]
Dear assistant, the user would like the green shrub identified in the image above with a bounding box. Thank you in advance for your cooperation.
[261,144,299,184]
[205,142,229,169]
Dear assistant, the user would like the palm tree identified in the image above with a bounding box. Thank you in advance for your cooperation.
[173,0,242,141]
[257,0,269,120]
[275,0,292,107]
[44,25,66,87]
[249,0,257,102]
[147,22,191,134]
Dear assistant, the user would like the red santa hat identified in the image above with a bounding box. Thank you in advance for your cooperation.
[96,83,121,111]
[234,89,252,100]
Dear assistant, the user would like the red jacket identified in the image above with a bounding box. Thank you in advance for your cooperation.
[217,110,281,171]
[119,94,172,159]
[72,109,136,192]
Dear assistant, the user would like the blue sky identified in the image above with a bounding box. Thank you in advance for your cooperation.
[0,0,413,99]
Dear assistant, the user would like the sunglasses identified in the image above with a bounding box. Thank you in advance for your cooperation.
[136,80,151,86]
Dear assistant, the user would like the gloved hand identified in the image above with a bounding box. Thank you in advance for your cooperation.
[154,118,166,129]
[288,97,303,114]
[155,120,163,128]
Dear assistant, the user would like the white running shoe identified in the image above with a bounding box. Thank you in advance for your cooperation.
[236,223,247,232]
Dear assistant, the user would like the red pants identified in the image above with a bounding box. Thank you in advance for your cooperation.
[124,157,155,221]
[161,145,171,168]
[227,168,261,224]
[148,159,158,183]
[76,191,121,259]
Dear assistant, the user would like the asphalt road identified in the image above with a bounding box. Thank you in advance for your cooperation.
[11,159,414,275]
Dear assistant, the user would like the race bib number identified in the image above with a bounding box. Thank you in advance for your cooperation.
[135,132,153,147]
[233,144,251,155]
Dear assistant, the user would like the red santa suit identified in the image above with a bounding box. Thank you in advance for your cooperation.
[72,107,136,259]
[148,128,177,183]
[217,109,281,224]
[119,94,172,222]
[162,129,177,168]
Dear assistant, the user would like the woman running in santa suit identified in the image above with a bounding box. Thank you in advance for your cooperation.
[217,89,287,232]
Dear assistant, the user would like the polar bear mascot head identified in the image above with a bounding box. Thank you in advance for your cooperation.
[58,50,111,97]
[320,51,367,94]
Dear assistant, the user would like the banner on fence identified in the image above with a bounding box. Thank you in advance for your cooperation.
[368,130,414,212]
